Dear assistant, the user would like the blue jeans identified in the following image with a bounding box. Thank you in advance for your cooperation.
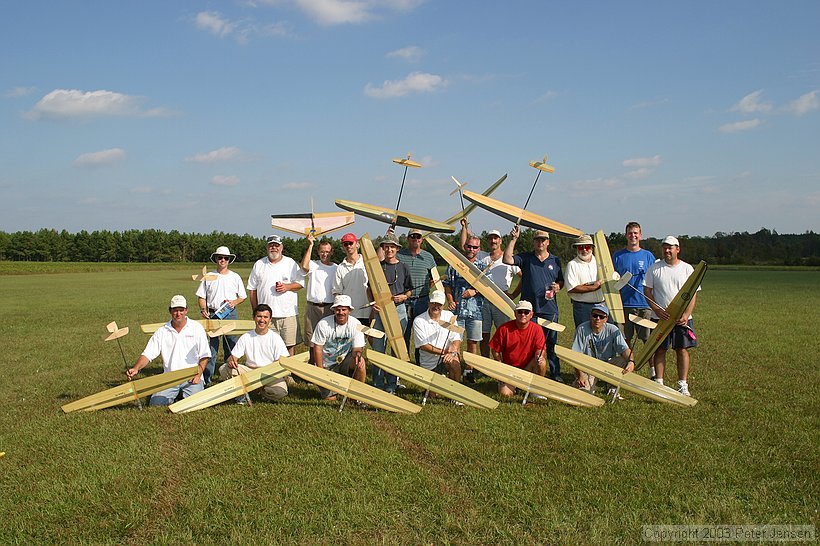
[571,300,598,328]
[149,379,204,406]
[536,312,561,380]
[205,308,238,384]
[372,303,408,392]
[404,295,429,364]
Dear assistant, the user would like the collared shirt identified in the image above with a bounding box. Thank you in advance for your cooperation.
[332,256,369,319]
[141,318,211,373]
[571,322,628,362]
[397,248,437,298]
[565,255,602,303]
[413,310,461,370]
[512,252,564,316]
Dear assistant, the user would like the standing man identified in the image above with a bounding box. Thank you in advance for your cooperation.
[413,290,462,383]
[333,233,371,326]
[443,234,485,381]
[397,228,438,363]
[643,236,700,396]
[488,301,546,397]
[126,295,211,405]
[370,234,413,393]
[613,221,657,349]
[196,245,247,385]
[222,304,290,403]
[570,303,635,393]
[247,235,305,356]
[503,226,565,382]
[565,234,604,328]
[311,295,367,401]
[300,233,337,364]
[478,229,521,359]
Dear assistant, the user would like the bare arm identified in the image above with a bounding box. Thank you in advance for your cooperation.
[300,233,315,272]
[503,225,519,265]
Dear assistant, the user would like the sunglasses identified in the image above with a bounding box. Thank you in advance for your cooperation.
[342,241,355,246]
[577,245,593,251]
[591,313,607,320]
[408,234,422,239]
[215,256,230,261]
[516,309,531,315]
[465,244,480,249]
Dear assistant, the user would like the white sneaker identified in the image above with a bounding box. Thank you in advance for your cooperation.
[607,388,624,401]
[676,380,690,396]
[653,378,664,385]
[531,393,548,401]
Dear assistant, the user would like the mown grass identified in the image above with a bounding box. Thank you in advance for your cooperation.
[0,266,817,544]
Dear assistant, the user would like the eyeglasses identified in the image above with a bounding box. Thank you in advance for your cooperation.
[215,256,229,261]
[465,245,480,249]
[342,241,355,246]
[408,234,422,239]
[577,245,593,251]
[591,313,607,320]
[516,309,531,315]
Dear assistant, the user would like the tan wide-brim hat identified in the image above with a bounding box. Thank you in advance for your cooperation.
[573,234,594,247]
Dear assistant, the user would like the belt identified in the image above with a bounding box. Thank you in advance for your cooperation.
[308,301,333,306]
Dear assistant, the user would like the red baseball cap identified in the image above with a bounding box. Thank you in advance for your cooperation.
[341,233,357,243]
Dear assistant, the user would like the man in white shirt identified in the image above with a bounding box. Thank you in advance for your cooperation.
[300,233,337,364]
[126,295,211,406]
[565,234,604,328]
[247,235,305,356]
[195,245,247,385]
[413,290,462,382]
[222,303,290,403]
[311,295,367,400]
[332,233,370,325]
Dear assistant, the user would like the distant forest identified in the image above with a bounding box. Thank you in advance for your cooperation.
[1,227,818,267]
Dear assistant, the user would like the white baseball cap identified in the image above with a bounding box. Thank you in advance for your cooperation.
[331,294,353,309]
[169,295,187,308]
[429,290,446,305]
[662,236,680,246]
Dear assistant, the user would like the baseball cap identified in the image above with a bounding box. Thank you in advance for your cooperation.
[515,300,533,312]
[341,233,357,243]
[662,236,680,246]
[169,295,187,308]
[429,290,446,305]
[533,230,550,239]
[266,235,282,245]
[591,302,609,316]
[487,229,502,238]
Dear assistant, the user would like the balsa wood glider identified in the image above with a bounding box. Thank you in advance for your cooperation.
[335,200,455,233]
[192,265,218,282]
[554,346,697,407]
[357,324,385,339]
[359,234,411,361]
[61,366,199,413]
[366,350,498,410]
[168,362,291,414]
[633,261,708,370]
[104,321,129,341]
[593,230,626,324]
[529,155,555,173]
[462,352,603,407]
[392,155,422,168]
[441,174,507,227]
[279,355,421,414]
[425,234,564,332]
[270,211,355,236]
[629,313,657,330]
[462,190,584,238]
[140,319,255,336]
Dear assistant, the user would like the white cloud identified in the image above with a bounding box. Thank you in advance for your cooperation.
[296,0,370,25]
[386,46,424,62]
[73,148,126,168]
[25,89,169,121]
[364,72,446,99]
[195,11,238,37]
[212,175,240,186]
[186,147,243,163]
[731,90,772,114]
[718,119,761,133]
[622,155,662,168]
[624,168,653,179]
[282,181,313,190]
[784,90,819,116]
[570,177,624,193]
[5,86,36,98]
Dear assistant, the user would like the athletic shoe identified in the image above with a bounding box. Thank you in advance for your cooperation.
[235,396,249,406]
[462,370,475,384]
[396,381,407,390]
[353,400,369,409]
[551,375,565,383]
[451,400,465,407]
[285,375,296,387]
[607,388,624,401]
[677,380,691,397]
[653,378,664,385]
[531,393,548,401]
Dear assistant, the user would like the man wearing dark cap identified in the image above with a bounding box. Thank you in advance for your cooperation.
[570,303,634,392]
[503,226,565,382]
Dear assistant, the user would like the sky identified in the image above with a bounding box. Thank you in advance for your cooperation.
[2,0,819,241]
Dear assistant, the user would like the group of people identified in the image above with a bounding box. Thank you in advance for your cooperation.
[129,220,701,406]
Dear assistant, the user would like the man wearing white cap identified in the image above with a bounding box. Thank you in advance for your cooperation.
[571,303,634,392]
[565,234,605,328]
[413,290,462,382]
[311,294,367,400]
[247,235,305,356]
[488,300,546,397]
[196,245,247,384]
[126,295,211,405]
[643,236,701,396]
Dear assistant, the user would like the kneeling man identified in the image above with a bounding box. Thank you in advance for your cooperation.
[311,295,367,400]
[127,295,211,405]
[413,290,462,382]
[571,303,634,391]
[488,300,547,397]
[222,303,290,403]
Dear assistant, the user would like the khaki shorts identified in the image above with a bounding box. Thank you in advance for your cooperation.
[270,315,301,347]
[218,363,289,401]
[623,307,652,342]
[304,302,333,346]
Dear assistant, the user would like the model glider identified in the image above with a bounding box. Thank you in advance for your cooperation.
[140,319,255,335]
[462,352,603,407]
[192,265,218,282]
[366,350,498,410]
[529,154,555,173]
[359,234,411,361]
[103,321,129,341]
[441,174,508,227]
[629,313,657,330]
[61,366,199,413]
[632,261,707,370]
[462,190,584,238]
[592,230,626,324]
[358,324,385,339]
[392,155,422,169]
[168,361,291,414]
[270,211,355,236]
[280,355,421,414]
[554,346,696,406]
[335,200,455,233]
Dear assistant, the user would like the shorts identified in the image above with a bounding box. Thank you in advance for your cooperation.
[481,300,509,335]
[319,353,357,399]
[623,307,652,342]
[270,315,300,347]
[219,363,288,401]
[304,302,333,346]
[658,319,698,350]
[457,317,483,342]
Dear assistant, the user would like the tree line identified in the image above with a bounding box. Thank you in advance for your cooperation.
[0,227,818,266]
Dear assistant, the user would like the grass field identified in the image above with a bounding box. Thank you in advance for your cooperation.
[1,263,817,544]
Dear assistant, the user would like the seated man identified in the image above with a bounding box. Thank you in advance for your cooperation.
[412,290,462,382]
[126,295,211,406]
[311,294,367,400]
[221,303,289,403]
[571,303,635,392]
[488,300,547,397]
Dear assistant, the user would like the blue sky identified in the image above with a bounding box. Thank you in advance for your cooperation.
[2,1,818,241]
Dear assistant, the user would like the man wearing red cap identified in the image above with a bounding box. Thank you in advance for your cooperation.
[332,233,371,325]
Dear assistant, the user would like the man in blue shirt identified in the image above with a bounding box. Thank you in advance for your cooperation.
[612,222,656,348]
[503,226,564,382]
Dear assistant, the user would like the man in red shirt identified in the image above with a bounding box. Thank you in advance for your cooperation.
[488,300,547,397]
